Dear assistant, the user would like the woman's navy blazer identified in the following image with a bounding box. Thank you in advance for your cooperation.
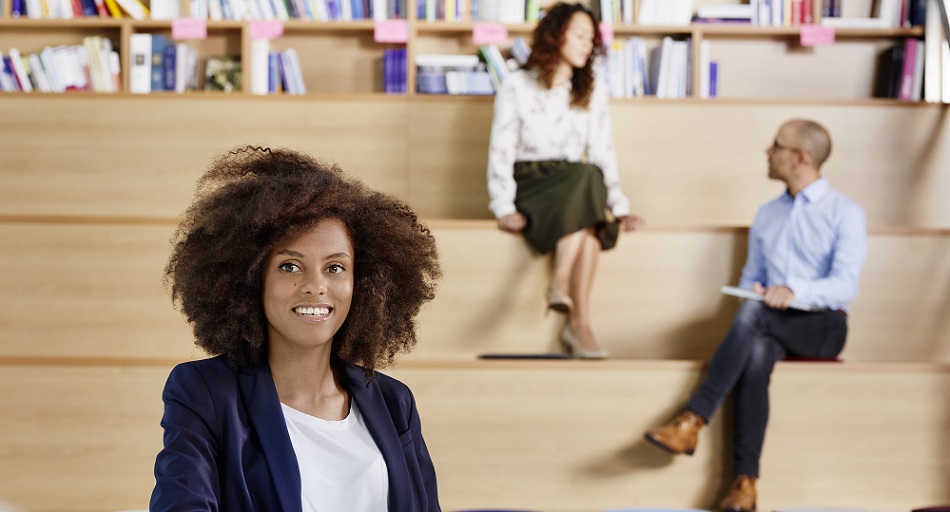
[149,354,440,511]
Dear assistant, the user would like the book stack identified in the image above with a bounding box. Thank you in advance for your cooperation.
[128,33,201,94]
[1,37,119,93]
[248,42,306,95]
[605,37,649,98]
[417,0,547,23]
[637,0,694,25]
[383,47,406,94]
[416,54,492,95]
[650,37,691,99]
[605,37,715,99]
[820,0,927,28]
[184,0,408,21]
[477,44,511,91]
[693,3,753,24]
[590,0,634,24]
[874,39,926,101]
[10,0,148,19]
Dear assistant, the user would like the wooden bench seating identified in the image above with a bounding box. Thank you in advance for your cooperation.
[0,359,946,512]
[1,220,948,363]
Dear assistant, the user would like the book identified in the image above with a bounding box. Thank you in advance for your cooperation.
[162,42,176,90]
[150,34,166,92]
[127,32,151,93]
[204,55,241,92]
[113,0,148,19]
[444,70,494,95]
[249,39,269,95]
[720,286,819,312]
[8,48,34,92]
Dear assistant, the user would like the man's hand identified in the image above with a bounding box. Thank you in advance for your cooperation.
[753,282,795,310]
[497,213,527,234]
[618,214,644,232]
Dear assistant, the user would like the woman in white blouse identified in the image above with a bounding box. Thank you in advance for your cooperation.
[487,2,642,359]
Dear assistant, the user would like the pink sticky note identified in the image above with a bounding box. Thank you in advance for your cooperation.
[249,20,284,40]
[800,25,835,46]
[472,22,508,45]
[172,18,208,40]
[599,23,614,45]
[374,19,409,43]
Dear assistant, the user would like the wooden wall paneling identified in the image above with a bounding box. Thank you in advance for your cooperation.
[407,98,495,219]
[611,102,950,229]
[0,96,410,219]
[0,222,197,360]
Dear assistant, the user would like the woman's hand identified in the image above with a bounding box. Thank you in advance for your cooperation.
[618,214,644,232]
[497,213,527,234]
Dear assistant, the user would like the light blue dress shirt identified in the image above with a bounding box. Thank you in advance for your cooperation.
[738,177,867,312]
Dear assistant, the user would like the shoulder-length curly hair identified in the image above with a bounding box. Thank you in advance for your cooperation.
[165,146,441,372]
[524,2,604,108]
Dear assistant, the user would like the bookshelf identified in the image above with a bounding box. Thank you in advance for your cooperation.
[0,0,939,101]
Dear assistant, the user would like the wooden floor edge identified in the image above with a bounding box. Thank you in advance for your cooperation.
[1,215,949,236]
[1,355,947,374]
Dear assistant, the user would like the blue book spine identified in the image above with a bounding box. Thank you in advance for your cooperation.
[268,52,279,93]
[351,0,362,18]
[150,35,167,92]
[220,0,234,19]
[11,0,23,16]
[80,0,97,16]
[163,43,177,91]
[399,47,406,93]
[709,61,718,98]
[383,49,392,93]
[2,57,20,91]
[300,0,313,19]
[278,52,291,93]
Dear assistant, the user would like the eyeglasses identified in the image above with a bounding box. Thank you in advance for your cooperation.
[769,139,802,153]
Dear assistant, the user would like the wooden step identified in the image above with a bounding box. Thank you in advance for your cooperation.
[0,359,946,512]
[1,220,948,363]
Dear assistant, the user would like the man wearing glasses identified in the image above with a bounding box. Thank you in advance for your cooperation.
[642,119,868,512]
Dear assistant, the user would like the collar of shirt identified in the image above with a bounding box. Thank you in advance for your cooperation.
[783,176,830,206]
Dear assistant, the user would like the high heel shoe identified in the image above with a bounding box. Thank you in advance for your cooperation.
[546,286,574,315]
[560,324,608,359]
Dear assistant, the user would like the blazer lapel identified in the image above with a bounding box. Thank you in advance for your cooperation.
[345,365,412,512]
[238,361,302,512]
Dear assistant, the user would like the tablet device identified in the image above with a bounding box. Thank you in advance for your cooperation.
[720,285,819,312]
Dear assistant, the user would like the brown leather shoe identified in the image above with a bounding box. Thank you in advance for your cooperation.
[719,475,757,512]
[643,410,705,455]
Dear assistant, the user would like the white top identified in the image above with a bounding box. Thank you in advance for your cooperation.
[486,68,631,219]
[281,400,389,512]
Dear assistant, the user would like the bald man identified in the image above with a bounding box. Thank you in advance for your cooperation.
[643,120,867,512]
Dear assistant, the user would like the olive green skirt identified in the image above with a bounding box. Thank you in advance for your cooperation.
[513,160,619,255]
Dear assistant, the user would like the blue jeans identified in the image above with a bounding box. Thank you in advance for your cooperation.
[686,301,848,477]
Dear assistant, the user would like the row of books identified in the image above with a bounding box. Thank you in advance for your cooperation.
[415,0,538,23]
[10,0,412,20]
[128,33,201,92]
[249,40,307,94]
[1,37,118,93]
[875,38,927,100]
[10,0,149,19]
[415,54,492,94]
[189,0,407,22]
